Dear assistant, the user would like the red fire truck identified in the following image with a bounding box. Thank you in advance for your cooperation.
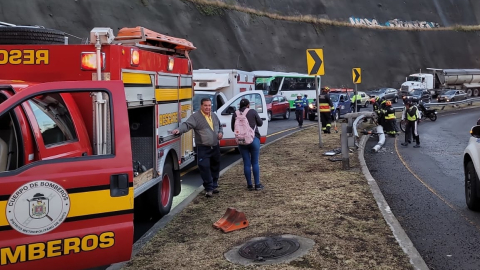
[0,25,207,269]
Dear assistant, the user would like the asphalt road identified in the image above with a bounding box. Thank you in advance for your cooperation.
[365,108,480,270]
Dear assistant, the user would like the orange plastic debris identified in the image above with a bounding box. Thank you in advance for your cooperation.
[115,26,196,51]
[213,207,249,233]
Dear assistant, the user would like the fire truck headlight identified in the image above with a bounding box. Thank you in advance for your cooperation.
[81,52,105,70]
[131,49,140,66]
[168,57,174,71]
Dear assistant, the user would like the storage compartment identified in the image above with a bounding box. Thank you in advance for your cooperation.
[128,106,155,187]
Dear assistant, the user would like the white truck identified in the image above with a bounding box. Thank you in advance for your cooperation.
[191,69,269,148]
[401,68,480,98]
[192,69,256,112]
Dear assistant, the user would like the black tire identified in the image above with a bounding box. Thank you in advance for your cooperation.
[148,161,174,218]
[335,110,340,121]
[393,96,398,103]
[283,110,290,119]
[400,120,406,132]
[467,89,473,97]
[0,26,65,45]
[465,161,480,211]
[308,114,315,121]
[474,89,479,97]
[364,101,369,108]
[428,114,437,121]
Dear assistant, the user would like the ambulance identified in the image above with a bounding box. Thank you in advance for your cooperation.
[192,69,256,113]
[192,69,268,148]
[0,25,262,269]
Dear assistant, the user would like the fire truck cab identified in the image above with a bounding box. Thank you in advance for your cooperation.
[0,26,198,269]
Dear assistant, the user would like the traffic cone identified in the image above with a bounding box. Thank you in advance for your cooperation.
[213,207,249,233]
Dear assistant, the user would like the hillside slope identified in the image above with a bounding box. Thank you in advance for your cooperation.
[1,0,480,89]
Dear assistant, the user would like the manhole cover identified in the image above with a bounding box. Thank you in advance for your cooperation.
[238,236,300,261]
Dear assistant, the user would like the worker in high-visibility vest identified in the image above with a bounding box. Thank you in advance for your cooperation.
[401,100,421,148]
[350,93,362,112]
[318,87,334,133]
[384,100,397,137]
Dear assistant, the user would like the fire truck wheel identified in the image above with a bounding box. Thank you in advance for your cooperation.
[0,27,66,44]
[148,161,174,218]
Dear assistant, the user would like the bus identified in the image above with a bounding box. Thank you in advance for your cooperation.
[253,71,320,109]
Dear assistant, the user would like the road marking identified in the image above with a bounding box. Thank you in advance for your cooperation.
[394,136,480,231]
[180,123,317,177]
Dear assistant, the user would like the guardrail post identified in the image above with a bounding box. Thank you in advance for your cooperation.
[341,123,349,170]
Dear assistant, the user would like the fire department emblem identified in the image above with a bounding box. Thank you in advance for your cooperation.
[5,180,70,235]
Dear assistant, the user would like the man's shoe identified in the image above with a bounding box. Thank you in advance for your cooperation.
[212,189,219,194]
[205,191,213,197]
[255,184,264,191]
[408,140,412,144]
[413,144,421,148]
[401,142,408,146]
[247,185,254,191]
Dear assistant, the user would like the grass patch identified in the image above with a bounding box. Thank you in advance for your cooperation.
[122,126,413,270]
[181,0,480,31]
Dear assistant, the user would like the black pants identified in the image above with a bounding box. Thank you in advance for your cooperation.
[196,145,220,192]
[405,121,420,145]
[320,112,331,133]
[295,110,304,126]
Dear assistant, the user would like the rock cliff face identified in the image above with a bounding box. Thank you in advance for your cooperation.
[2,0,480,89]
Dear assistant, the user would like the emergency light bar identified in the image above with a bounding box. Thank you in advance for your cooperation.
[81,52,105,71]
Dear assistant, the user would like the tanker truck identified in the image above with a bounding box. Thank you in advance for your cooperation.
[400,68,480,98]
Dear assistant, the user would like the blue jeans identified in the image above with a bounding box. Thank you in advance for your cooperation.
[238,137,261,186]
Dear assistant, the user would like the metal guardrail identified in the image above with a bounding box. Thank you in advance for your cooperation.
[392,96,480,112]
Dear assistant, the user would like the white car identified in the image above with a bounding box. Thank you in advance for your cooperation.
[357,91,371,108]
[463,125,480,210]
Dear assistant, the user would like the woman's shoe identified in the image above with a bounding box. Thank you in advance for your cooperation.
[247,185,254,191]
[255,184,264,191]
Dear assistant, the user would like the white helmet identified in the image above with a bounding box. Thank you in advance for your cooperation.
[297,93,303,97]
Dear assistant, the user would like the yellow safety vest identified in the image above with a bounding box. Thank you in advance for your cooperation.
[406,107,418,121]
[385,112,396,120]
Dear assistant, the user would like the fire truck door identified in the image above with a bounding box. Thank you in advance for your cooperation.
[216,90,269,146]
[0,81,133,270]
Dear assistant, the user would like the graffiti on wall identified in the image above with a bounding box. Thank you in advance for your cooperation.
[349,17,440,28]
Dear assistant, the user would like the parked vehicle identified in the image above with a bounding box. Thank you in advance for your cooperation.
[367,88,399,103]
[463,125,480,210]
[437,89,468,102]
[308,91,352,121]
[217,91,268,147]
[265,94,290,121]
[192,69,268,148]
[418,101,437,121]
[253,71,319,109]
[401,68,480,98]
[0,26,204,269]
[357,91,370,107]
[402,88,431,104]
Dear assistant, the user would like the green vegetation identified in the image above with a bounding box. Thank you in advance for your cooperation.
[183,0,480,31]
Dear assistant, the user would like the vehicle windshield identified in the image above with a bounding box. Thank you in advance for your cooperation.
[444,90,456,95]
[265,96,274,103]
[412,89,423,95]
[330,94,339,102]
[407,76,421,82]
[371,88,386,93]
[193,93,216,112]
[256,76,281,95]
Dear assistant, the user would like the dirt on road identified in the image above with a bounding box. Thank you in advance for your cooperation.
[122,126,412,270]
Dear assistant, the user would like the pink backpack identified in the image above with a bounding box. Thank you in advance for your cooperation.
[234,108,256,145]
